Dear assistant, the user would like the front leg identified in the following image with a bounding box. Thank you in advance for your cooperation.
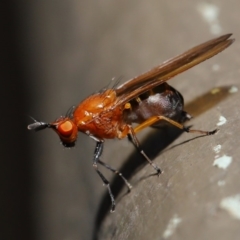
[92,141,116,212]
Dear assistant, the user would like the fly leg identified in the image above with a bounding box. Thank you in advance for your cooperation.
[93,141,115,212]
[133,116,218,135]
[128,127,162,175]
[128,116,218,175]
[98,160,132,191]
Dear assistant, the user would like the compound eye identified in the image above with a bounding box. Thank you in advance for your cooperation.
[58,120,73,137]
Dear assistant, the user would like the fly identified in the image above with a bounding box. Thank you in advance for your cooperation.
[28,34,234,212]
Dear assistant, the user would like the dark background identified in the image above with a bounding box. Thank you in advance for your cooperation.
[1,1,239,240]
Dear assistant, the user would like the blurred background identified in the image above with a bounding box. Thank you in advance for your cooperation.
[1,0,239,240]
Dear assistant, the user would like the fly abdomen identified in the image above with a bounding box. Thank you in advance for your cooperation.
[125,83,190,126]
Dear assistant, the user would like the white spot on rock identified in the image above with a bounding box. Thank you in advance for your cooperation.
[220,194,240,220]
[217,116,227,126]
[213,155,232,169]
[229,86,238,93]
[212,64,220,71]
[213,145,221,154]
[218,180,226,186]
[163,215,182,239]
[197,3,222,35]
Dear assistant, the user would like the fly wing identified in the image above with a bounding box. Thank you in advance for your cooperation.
[115,34,234,106]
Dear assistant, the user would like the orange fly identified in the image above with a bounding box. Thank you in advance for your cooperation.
[28,34,234,212]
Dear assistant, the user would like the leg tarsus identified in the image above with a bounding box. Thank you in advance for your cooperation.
[183,126,219,135]
[208,129,219,135]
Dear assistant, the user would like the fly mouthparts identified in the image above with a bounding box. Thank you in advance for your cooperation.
[27,121,51,131]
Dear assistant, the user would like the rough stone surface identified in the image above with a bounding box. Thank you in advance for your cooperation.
[3,1,239,240]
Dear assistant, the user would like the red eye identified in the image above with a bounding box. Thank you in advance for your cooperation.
[58,120,73,137]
